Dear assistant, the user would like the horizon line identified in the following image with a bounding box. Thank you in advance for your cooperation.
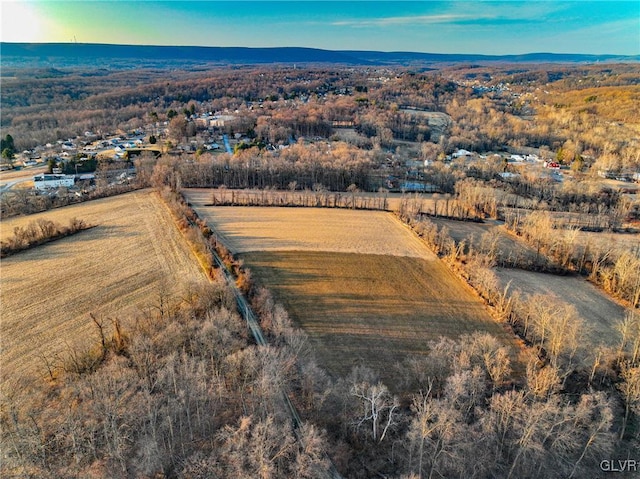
[2,41,639,59]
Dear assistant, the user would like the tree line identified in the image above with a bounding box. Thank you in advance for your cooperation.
[506,210,640,307]
[208,185,390,211]
[0,217,91,257]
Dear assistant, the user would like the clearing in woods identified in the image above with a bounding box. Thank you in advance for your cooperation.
[184,197,522,388]
[0,190,206,388]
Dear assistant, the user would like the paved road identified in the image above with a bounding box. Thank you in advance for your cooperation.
[0,177,33,194]
[222,134,233,154]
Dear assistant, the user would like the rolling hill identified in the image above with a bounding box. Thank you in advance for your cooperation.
[2,42,638,67]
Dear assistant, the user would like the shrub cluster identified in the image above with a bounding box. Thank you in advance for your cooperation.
[0,217,91,257]
[157,186,217,279]
[0,183,140,218]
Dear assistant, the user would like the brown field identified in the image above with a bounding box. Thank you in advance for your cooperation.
[495,268,626,349]
[574,230,640,259]
[244,251,520,387]
[0,190,206,388]
[430,217,495,244]
[332,128,366,142]
[189,206,433,258]
[184,198,522,388]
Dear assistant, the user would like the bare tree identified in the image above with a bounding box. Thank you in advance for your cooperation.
[292,423,331,478]
[617,362,640,440]
[216,415,297,479]
[546,303,582,374]
[168,116,188,143]
[406,389,463,479]
[467,332,512,388]
[349,367,399,442]
[616,309,640,361]
[526,361,560,399]
[567,392,615,478]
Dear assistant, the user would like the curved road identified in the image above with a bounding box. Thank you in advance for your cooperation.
[0,177,33,194]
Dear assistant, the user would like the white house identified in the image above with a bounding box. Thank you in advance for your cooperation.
[209,115,237,128]
[33,174,75,190]
[452,149,473,158]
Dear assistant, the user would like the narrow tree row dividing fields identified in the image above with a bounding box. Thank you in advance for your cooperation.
[0,216,93,257]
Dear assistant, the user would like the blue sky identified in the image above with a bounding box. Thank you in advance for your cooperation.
[1,1,638,55]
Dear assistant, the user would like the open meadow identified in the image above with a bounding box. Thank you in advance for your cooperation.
[184,192,523,388]
[0,190,205,388]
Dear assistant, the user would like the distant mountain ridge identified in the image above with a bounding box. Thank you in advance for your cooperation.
[2,42,638,66]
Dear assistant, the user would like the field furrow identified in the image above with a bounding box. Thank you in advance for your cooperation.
[243,251,520,386]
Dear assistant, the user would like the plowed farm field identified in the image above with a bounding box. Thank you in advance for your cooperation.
[184,192,522,388]
[0,190,205,388]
